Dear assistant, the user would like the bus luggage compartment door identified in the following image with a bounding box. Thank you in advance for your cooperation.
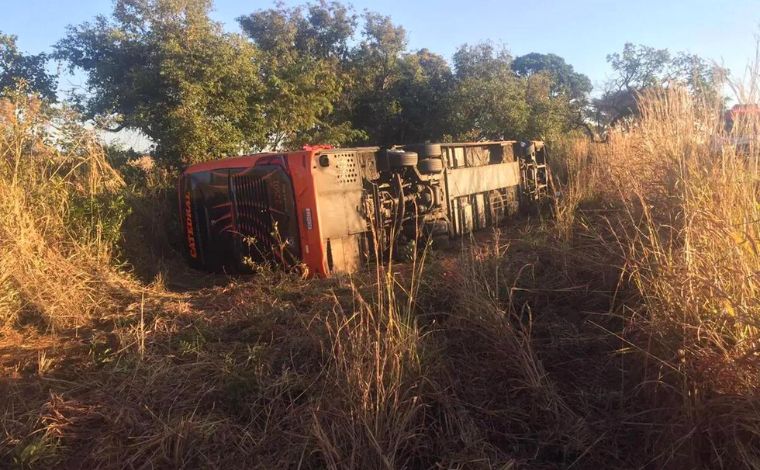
[444,161,521,236]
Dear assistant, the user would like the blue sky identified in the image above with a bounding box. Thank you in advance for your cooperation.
[1,0,758,148]
[2,0,758,87]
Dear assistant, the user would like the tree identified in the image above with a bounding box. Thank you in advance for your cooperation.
[238,4,459,146]
[594,43,725,130]
[238,1,362,148]
[448,43,529,141]
[0,33,57,100]
[331,13,457,145]
[670,51,727,100]
[607,43,671,92]
[390,48,453,143]
[512,52,591,101]
[447,45,592,142]
[523,72,577,141]
[55,0,267,165]
[341,11,409,145]
[513,52,593,137]
[593,44,671,128]
[55,0,595,156]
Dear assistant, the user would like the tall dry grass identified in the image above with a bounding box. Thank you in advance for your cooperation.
[0,89,137,329]
[552,82,760,467]
[311,283,425,468]
[548,137,600,241]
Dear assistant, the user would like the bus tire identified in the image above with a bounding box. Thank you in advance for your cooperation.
[415,143,442,158]
[388,150,418,168]
[418,157,443,174]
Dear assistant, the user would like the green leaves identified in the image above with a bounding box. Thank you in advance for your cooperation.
[55,0,266,165]
[594,43,725,130]
[238,3,356,149]
[0,32,57,101]
[55,0,596,163]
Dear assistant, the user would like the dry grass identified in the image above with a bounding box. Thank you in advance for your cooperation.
[612,87,758,468]
[550,83,760,468]
[0,91,143,330]
[1,67,759,469]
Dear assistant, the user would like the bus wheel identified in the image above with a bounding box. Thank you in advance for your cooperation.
[388,150,418,168]
[418,157,443,174]
[415,143,442,158]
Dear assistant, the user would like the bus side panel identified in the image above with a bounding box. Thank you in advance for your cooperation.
[441,143,521,236]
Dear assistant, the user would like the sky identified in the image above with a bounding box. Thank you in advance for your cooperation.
[1,0,758,148]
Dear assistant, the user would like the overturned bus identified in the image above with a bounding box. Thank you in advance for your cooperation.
[178,141,548,276]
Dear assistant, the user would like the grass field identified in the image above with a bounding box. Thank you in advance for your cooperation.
[1,83,758,468]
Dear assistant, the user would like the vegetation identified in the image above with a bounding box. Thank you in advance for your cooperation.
[593,42,727,131]
[51,1,730,164]
[0,33,57,101]
[1,1,758,468]
[0,89,135,329]
[52,0,609,165]
[54,0,267,165]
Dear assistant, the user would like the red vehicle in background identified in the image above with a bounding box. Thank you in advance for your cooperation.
[724,104,759,154]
